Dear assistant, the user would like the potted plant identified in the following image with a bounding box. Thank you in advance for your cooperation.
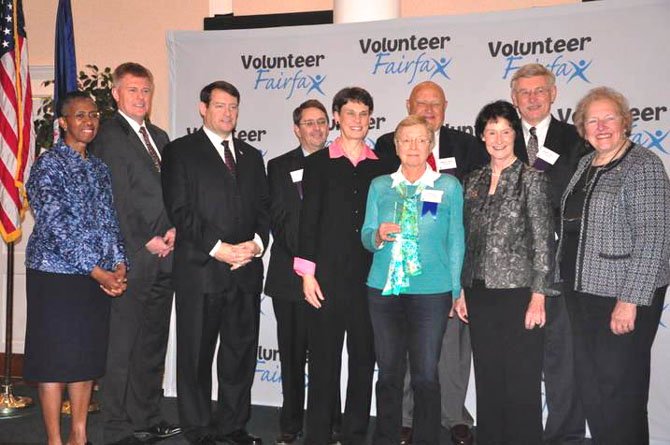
[33,64,116,151]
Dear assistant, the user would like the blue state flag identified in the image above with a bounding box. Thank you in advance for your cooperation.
[54,0,77,109]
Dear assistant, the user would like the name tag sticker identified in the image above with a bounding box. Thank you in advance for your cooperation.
[537,147,560,165]
[290,169,303,183]
[438,157,457,170]
[421,189,443,203]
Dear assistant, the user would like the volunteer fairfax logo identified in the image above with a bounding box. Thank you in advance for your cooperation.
[359,35,452,84]
[241,53,327,100]
[255,346,282,384]
[488,36,594,83]
[255,345,309,389]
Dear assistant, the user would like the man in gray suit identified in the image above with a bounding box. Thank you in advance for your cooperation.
[90,62,181,445]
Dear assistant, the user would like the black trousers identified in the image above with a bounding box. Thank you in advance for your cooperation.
[102,254,173,443]
[273,297,342,435]
[466,283,544,445]
[176,283,260,439]
[542,293,585,445]
[304,283,375,445]
[564,286,666,445]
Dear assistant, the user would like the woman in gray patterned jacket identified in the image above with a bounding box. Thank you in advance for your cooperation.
[557,87,670,445]
[453,100,556,445]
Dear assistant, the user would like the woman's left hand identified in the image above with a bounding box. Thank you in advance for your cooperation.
[375,222,401,246]
[610,300,637,335]
[524,292,546,330]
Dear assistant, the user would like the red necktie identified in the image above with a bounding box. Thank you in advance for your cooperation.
[139,126,161,172]
[427,153,437,171]
[222,140,236,176]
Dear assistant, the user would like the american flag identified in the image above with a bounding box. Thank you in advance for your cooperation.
[0,0,34,243]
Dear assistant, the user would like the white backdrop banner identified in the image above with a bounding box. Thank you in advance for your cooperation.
[164,0,670,442]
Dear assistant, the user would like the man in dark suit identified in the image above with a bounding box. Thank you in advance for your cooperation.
[265,100,341,445]
[162,81,269,445]
[90,62,181,445]
[510,63,588,445]
[375,81,487,445]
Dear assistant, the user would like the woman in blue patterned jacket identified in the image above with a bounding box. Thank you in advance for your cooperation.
[24,91,127,445]
[557,87,670,445]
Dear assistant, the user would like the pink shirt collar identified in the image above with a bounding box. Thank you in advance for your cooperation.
[328,137,378,167]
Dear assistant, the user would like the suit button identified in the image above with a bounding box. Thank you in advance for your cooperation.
[354,209,359,214]
[353,189,358,194]
[355,228,360,233]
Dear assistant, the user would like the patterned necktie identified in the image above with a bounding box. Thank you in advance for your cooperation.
[138,126,161,172]
[427,153,437,171]
[222,140,236,176]
[527,126,539,166]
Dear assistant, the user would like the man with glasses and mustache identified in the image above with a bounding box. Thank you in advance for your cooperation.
[375,81,486,445]
[265,100,342,445]
[510,63,588,445]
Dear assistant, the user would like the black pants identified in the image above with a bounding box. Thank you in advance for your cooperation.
[272,297,342,435]
[542,293,585,444]
[176,283,260,439]
[466,283,544,445]
[304,284,375,445]
[102,254,173,443]
[564,286,666,445]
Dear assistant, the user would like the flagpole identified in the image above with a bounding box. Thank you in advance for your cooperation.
[0,0,34,419]
[0,244,33,419]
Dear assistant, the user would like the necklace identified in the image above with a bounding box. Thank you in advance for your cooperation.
[592,139,629,167]
[582,140,630,191]
[582,164,600,191]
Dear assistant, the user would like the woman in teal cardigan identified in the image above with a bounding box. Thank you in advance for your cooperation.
[362,115,465,445]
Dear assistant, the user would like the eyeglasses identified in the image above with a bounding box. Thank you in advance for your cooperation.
[65,111,101,120]
[584,114,621,128]
[396,137,432,147]
[515,87,550,99]
[299,119,328,128]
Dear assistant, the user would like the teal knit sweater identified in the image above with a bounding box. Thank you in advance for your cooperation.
[362,172,464,297]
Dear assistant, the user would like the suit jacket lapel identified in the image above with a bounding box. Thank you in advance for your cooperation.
[290,147,305,199]
[146,123,167,154]
[197,129,232,178]
[438,127,450,159]
[543,116,562,153]
[114,112,161,173]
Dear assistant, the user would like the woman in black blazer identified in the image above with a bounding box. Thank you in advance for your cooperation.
[294,87,394,444]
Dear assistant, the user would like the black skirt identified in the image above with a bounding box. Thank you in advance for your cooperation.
[23,269,111,382]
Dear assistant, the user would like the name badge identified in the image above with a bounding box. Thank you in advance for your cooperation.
[420,189,443,203]
[537,147,560,165]
[438,157,457,171]
[290,169,303,183]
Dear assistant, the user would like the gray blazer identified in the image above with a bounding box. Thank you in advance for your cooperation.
[462,159,556,295]
[556,143,670,306]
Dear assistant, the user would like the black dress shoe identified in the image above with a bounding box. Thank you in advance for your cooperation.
[450,424,473,445]
[134,421,183,440]
[275,431,302,445]
[190,435,217,445]
[218,429,263,445]
[107,436,143,445]
[400,426,413,445]
[328,430,343,445]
